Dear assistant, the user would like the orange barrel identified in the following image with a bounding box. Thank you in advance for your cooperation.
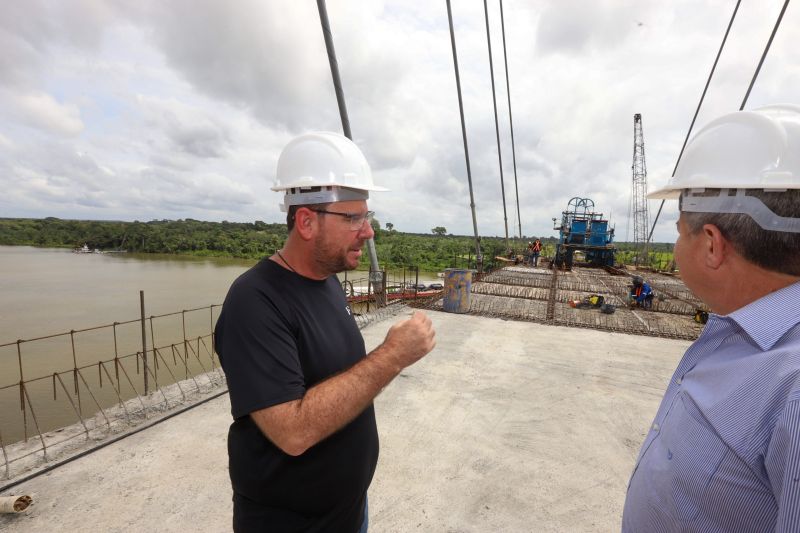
[443,268,473,313]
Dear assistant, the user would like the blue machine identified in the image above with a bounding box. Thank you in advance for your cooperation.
[552,197,616,268]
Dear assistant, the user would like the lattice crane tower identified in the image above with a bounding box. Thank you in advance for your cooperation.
[631,113,649,262]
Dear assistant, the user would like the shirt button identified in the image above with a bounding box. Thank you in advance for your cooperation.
[676,377,682,385]
[652,423,660,432]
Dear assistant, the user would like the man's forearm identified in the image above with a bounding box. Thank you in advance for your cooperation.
[251,343,400,456]
[251,310,435,456]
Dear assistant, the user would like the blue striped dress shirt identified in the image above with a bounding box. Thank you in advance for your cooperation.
[622,281,800,532]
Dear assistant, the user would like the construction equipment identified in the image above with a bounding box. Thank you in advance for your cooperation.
[694,309,709,324]
[630,113,650,265]
[567,294,616,316]
[600,303,616,314]
[552,197,616,269]
[568,294,605,309]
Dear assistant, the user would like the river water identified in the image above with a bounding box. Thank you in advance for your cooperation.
[0,246,256,344]
[0,246,440,445]
[0,246,256,445]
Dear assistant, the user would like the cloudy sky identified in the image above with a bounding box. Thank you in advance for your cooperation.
[1,0,797,242]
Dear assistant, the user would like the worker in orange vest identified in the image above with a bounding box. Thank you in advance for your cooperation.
[629,276,654,309]
[530,238,542,267]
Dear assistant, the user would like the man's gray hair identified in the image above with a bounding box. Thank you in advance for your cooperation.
[681,189,800,276]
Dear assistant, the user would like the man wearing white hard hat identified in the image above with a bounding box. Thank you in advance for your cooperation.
[215,132,436,532]
[622,105,800,531]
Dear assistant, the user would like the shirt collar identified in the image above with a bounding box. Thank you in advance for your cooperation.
[724,280,800,351]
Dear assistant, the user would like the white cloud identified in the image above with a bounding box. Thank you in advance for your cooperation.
[136,95,232,158]
[2,90,84,135]
[0,0,797,243]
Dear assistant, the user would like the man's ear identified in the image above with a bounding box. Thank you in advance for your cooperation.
[293,207,318,241]
[702,223,728,270]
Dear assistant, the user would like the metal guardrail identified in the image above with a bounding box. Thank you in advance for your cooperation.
[0,260,496,481]
[0,304,223,480]
[0,275,422,481]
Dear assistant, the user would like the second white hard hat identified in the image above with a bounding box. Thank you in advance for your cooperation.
[648,104,800,233]
[273,131,388,211]
[649,104,800,199]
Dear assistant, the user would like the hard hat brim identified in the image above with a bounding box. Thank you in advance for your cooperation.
[646,186,681,200]
[270,181,389,192]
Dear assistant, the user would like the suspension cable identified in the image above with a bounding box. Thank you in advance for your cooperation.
[446,0,484,271]
[647,0,741,243]
[317,0,386,303]
[316,0,351,139]
[499,0,522,239]
[483,0,510,248]
[740,0,790,110]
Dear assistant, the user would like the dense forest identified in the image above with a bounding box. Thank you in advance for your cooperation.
[0,217,673,271]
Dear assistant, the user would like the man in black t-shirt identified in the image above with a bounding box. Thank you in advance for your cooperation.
[216,132,436,532]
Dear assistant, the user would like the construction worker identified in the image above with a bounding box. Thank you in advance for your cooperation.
[531,238,542,267]
[628,275,654,309]
[622,105,800,532]
[215,132,436,532]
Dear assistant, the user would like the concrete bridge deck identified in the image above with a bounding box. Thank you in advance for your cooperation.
[1,309,687,532]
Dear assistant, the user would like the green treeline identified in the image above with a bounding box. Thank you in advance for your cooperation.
[0,217,673,272]
[0,217,287,258]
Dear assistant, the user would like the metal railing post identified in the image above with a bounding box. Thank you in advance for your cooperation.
[69,330,81,416]
[16,341,27,441]
[182,311,189,379]
[139,290,149,395]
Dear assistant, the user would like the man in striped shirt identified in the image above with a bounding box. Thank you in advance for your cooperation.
[622,105,800,532]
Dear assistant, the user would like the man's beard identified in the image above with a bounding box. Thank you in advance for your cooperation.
[313,234,362,275]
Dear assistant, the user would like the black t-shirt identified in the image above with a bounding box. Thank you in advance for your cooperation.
[215,258,379,532]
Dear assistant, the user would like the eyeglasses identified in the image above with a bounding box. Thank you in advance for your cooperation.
[311,209,375,231]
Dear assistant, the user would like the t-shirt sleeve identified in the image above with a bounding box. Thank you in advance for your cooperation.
[217,280,306,419]
[765,398,800,532]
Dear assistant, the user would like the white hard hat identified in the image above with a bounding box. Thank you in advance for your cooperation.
[648,104,800,233]
[649,104,800,198]
[273,131,388,211]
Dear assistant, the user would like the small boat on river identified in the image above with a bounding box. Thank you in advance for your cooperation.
[72,244,102,254]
